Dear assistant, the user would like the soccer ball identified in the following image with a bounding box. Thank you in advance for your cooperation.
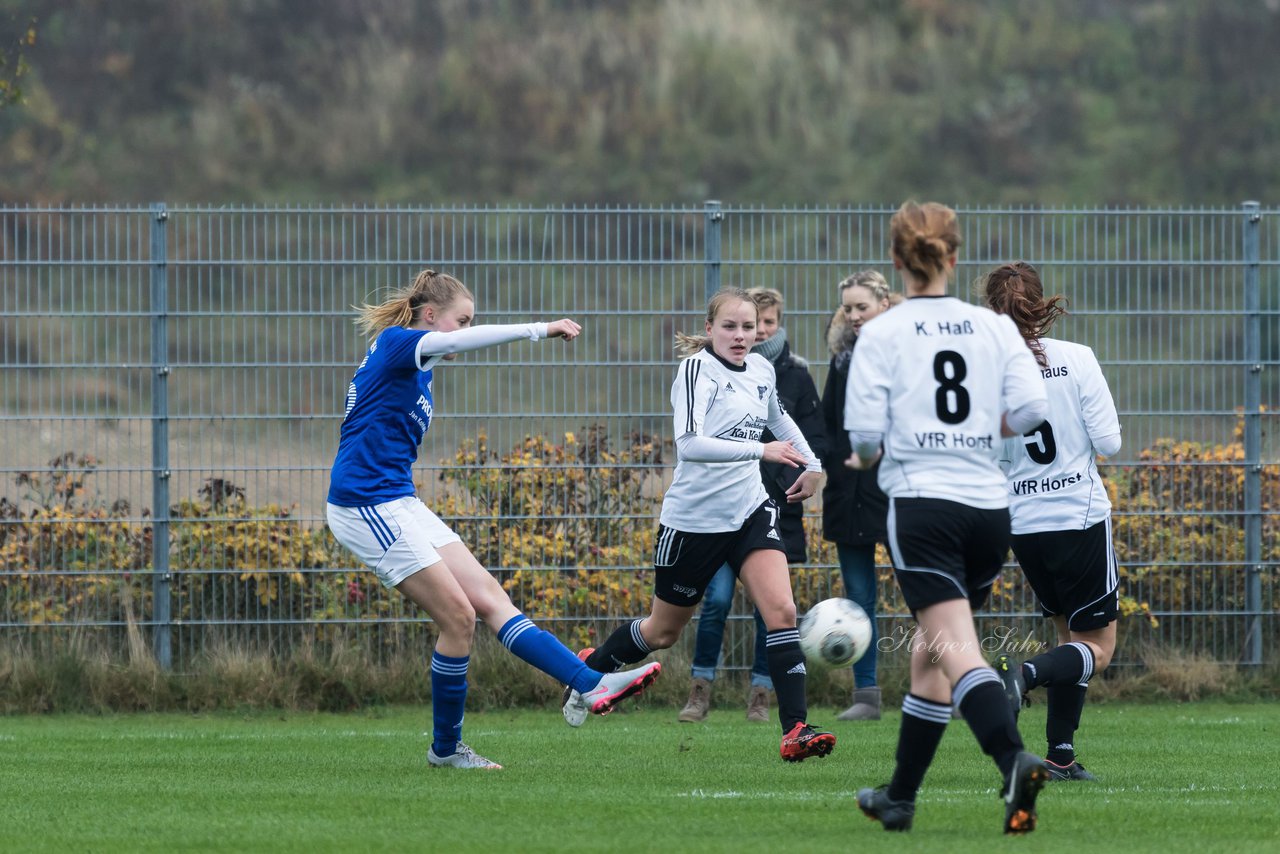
[799,598,873,668]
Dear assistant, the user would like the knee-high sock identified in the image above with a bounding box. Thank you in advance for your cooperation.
[765,628,807,731]
[1046,682,1088,765]
[954,666,1023,779]
[583,619,652,674]
[497,614,598,693]
[888,694,951,802]
[1022,641,1095,690]
[430,651,469,756]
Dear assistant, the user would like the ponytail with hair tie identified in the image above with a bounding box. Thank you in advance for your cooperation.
[354,269,474,339]
[980,261,1069,368]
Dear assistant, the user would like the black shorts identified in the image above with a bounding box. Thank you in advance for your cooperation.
[1011,518,1119,631]
[652,499,787,607]
[886,497,1011,614]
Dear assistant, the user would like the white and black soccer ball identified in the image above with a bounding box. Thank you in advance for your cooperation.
[798,597,873,669]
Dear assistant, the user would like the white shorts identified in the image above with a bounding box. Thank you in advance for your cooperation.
[326,496,462,588]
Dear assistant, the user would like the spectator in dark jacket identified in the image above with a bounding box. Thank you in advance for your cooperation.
[821,270,896,720]
[678,287,828,724]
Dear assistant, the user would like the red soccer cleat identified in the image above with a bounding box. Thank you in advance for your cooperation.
[780,721,836,762]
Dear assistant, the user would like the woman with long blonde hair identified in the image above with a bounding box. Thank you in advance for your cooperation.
[326,269,660,770]
[821,270,894,721]
[576,288,835,763]
[676,286,828,725]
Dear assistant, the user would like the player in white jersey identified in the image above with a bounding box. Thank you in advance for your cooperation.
[326,269,660,769]
[574,288,837,762]
[846,202,1051,835]
[983,261,1122,783]
[678,287,829,725]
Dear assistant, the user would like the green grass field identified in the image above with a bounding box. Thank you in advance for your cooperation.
[2,701,1277,853]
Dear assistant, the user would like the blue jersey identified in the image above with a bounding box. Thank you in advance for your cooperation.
[328,326,435,506]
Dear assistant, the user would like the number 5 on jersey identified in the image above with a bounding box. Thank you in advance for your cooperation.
[1023,421,1057,464]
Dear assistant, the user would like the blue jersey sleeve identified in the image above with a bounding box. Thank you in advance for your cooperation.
[375,326,430,371]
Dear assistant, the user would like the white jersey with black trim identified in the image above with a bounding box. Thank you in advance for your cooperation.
[1000,337,1121,532]
[660,348,820,533]
[845,296,1047,509]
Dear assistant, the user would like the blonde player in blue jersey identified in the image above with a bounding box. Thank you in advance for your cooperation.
[572,287,836,763]
[326,269,660,770]
[845,202,1051,834]
[983,261,1122,782]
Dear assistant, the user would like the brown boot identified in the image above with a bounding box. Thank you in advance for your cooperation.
[678,677,712,722]
[745,685,772,722]
[836,687,882,721]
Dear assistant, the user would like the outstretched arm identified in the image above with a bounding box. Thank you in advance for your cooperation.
[415,319,580,367]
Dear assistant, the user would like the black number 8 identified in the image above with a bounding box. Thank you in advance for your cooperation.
[933,350,970,424]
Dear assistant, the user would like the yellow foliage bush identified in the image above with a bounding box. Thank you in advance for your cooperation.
[1105,415,1280,627]
[2,417,1274,660]
[0,453,146,626]
[434,424,665,647]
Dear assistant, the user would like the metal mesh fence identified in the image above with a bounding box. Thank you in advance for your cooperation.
[1,203,1276,670]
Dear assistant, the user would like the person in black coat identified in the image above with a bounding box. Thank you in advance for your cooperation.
[757,299,828,566]
[821,270,896,720]
[678,287,828,724]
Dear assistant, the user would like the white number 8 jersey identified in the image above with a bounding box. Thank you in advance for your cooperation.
[845,296,1046,509]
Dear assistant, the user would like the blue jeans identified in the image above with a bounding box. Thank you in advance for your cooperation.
[838,542,880,688]
[689,563,773,689]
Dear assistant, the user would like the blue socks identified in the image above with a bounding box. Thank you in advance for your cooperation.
[430,651,469,757]
[498,615,598,694]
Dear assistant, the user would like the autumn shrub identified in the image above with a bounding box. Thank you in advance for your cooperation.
[169,477,337,620]
[434,424,666,648]
[2,417,1276,693]
[1103,416,1280,656]
[0,453,148,629]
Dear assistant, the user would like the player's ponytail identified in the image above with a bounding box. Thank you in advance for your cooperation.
[673,331,711,356]
[889,201,961,283]
[981,261,1069,367]
[354,269,475,339]
[675,287,755,356]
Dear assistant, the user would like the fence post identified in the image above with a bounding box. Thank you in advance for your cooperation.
[704,200,723,300]
[1242,200,1262,667]
[150,203,172,669]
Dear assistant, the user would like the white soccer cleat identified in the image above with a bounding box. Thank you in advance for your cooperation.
[563,662,663,727]
[563,688,590,728]
[427,742,503,770]
[580,661,662,716]
[562,647,597,728]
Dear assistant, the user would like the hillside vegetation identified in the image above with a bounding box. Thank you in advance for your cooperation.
[2,0,1278,205]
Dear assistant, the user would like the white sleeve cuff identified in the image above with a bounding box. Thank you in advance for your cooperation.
[1005,399,1049,435]
[1094,432,1122,458]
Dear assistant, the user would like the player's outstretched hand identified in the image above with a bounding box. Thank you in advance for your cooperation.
[762,441,806,468]
[547,319,582,341]
[844,449,882,470]
[785,469,823,502]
